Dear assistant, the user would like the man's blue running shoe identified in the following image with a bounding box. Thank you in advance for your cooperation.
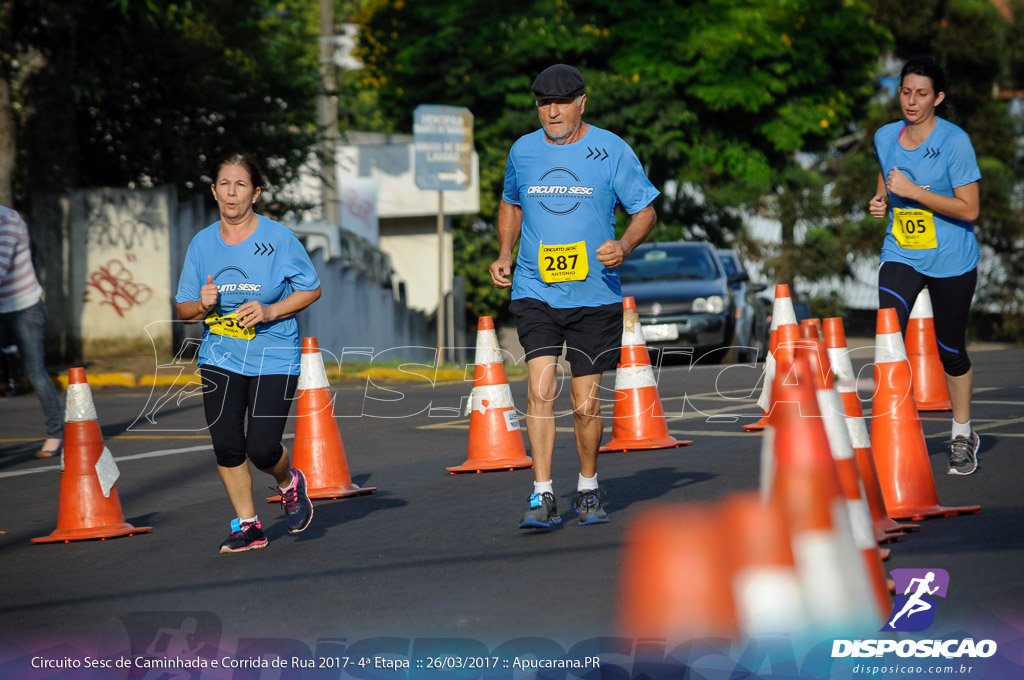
[572,488,610,525]
[518,492,562,530]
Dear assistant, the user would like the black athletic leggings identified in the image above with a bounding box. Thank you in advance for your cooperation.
[878,261,976,377]
[201,367,298,469]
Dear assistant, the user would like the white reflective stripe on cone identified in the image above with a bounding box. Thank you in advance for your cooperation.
[849,495,875,550]
[298,351,330,390]
[613,364,657,390]
[65,382,98,423]
[772,297,797,329]
[827,346,856,385]
[475,329,504,365]
[467,383,514,415]
[875,332,907,364]
[817,390,855,460]
[909,288,934,320]
[757,351,776,412]
[759,425,776,501]
[622,309,645,347]
[733,568,807,637]
[846,415,871,449]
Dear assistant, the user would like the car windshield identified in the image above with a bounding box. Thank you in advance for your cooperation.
[718,254,738,277]
[619,248,720,283]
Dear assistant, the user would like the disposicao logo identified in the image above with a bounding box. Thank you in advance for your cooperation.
[882,568,949,632]
[831,568,998,660]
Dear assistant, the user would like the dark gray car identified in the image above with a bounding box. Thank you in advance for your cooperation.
[619,241,739,363]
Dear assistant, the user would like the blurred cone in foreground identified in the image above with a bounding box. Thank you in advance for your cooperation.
[271,337,375,500]
[769,356,879,633]
[797,341,892,622]
[34,368,151,543]
[722,492,807,637]
[823,317,917,540]
[618,504,737,641]
[601,297,691,452]
[870,309,979,521]
[906,288,952,411]
[447,317,532,473]
[744,284,798,431]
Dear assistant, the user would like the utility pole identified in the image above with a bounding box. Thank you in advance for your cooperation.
[319,0,340,225]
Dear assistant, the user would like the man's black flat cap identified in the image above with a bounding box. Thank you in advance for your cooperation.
[531,64,586,99]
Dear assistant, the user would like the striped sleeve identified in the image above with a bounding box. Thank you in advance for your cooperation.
[0,207,44,313]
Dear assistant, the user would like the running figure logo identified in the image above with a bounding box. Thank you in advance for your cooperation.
[881,568,950,632]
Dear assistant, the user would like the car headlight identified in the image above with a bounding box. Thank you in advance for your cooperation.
[693,295,725,314]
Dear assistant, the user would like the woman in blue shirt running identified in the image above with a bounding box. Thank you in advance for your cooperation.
[868,56,981,476]
[176,153,322,552]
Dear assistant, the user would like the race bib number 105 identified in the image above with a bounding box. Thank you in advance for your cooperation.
[538,241,589,283]
[893,208,938,250]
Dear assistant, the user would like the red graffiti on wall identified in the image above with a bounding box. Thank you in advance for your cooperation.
[85,258,152,317]
[342,188,374,231]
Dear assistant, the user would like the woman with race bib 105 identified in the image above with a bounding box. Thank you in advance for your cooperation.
[868,55,981,476]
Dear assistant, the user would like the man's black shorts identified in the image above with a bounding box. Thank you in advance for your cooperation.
[510,297,622,376]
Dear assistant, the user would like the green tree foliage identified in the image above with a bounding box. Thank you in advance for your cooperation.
[352,0,889,320]
[1,0,320,208]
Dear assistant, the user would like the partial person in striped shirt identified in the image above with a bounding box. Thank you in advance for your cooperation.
[0,205,63,458]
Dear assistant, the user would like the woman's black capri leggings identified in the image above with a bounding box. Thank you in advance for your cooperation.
[878,261,976,377]
[201,367,298,469]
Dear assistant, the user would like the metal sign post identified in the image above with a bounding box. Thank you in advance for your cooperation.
[413,105,473,365]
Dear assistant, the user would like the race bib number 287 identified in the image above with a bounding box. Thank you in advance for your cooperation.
[538,240,589,283]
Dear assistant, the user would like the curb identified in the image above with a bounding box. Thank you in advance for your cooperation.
[49,367,472,390]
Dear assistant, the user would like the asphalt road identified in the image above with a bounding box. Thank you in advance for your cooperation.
[1,346,1022,678]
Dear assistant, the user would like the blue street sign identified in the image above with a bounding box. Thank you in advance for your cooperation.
[413,105,473,191]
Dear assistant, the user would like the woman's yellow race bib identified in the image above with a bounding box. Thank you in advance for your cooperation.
[893,208,938,250]
[538,241,589,283]
[204,312,256,341]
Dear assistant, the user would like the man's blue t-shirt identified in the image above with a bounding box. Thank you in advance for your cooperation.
[875,117,981,277]
[175,216,320,376]
[503,126,659,308]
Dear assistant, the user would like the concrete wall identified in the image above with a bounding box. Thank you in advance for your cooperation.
[32,186,200,361]
[298,246,430,366]
[30,187,434,364]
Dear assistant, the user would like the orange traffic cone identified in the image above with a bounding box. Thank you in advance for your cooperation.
[768,355,880,632]
[823,317,917,540]
[800,318,823,341]
[870,309,980,520]
[799,322,833,385]
[907,288,952,411]
[721,492,807,637]
[269,337,376,500]
[600,297,691,452]
[33,368,152,543]
[745,285,798,431]
[757,323,803,416]
[447,317,532,473]
[797,341,892,622]
[756,324,806,497]
[618,504,738,640]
